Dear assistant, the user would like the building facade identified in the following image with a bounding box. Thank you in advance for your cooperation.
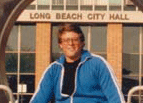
[5,0,143,102]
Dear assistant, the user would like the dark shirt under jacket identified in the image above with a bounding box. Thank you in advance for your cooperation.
[62,59,81,96]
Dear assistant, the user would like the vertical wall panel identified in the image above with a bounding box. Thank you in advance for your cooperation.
[35,23,51,88]
[107,23,123,88]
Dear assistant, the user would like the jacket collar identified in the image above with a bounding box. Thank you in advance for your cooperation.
[56,50,92,64]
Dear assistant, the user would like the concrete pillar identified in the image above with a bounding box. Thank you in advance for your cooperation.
[35,23,52,88]
[107,23,123,88]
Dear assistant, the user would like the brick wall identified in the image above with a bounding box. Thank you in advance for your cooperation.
[107,23,123,88]
[35,23,52,88]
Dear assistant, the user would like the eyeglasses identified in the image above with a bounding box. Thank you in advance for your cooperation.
[61,38,81,44]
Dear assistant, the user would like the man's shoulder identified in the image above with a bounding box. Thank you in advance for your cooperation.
[47,61,62,68]
[43,61,62,76]
[90,53,106,61]
[81,50,106,63]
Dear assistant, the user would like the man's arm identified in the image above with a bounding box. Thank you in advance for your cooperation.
[98,59,125,103]
[30,66,54,103]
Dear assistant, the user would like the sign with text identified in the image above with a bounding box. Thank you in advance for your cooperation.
[17,10,143,23]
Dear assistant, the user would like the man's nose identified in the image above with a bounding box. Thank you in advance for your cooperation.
[68,39,74,45]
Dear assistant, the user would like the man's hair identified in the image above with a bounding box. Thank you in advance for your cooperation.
[58,23,85,43]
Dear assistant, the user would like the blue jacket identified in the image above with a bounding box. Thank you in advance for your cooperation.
[30,50,125,103]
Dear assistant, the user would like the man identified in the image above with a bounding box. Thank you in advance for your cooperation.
[30,23,125,103]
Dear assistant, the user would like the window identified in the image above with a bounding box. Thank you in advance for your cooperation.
[5,24,36,102]
[52,0,64,10]
[123,25,143,102]
[37,0,50,10]
[94,0,107,11]
[80,0,93,10]
[26,1,36,10]
[25,0,140,11]
[91,25,107,58]
[66,0,78,10]
[109,0,121,11]
[124,0,136,11]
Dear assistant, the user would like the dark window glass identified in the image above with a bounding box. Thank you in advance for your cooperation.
[123,54,139,74]
[5,53,18,73]
[20,53,35,73]
[52,5,64,10]
[26,5,36,10]
[95,6,107,11]
[20,75,35,93]
[109,6,121,11]
[81,5,92,10]
[124,5,136,11]
[66,6,78,10]
[122,76,139,101]
[38,5,50,10]
[19,95,32,103]
[7,75,17,93]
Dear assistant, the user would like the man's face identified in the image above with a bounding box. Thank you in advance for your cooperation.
[59,31,84,62]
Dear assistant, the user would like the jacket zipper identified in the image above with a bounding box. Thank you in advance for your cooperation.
[60,64,70,97]
[70,60,87,103]
[58,57,89,103]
